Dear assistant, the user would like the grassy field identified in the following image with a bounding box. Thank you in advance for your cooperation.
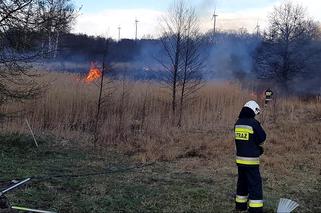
[0,134,276,213]
[0,71,320,212]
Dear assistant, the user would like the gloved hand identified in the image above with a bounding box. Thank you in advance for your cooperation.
[259,146,264,155]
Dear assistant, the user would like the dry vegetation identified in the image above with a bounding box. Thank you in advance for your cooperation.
[0,71,320,211]
[1,71,252,148]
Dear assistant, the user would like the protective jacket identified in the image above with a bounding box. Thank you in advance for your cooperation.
[234,107,266,166]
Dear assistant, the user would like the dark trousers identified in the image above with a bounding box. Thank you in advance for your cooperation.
[236,166,263,213]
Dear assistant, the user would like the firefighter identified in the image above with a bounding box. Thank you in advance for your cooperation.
[264,89,273,105]
[234,100,266,213]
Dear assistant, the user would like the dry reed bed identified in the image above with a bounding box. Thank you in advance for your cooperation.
[0,72,250,140]
[0,71,320,168]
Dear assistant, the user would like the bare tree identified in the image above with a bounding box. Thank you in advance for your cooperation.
[159,0,203,125]
[0,0,41,110]
[159,0,185,116]
[177,9,204,127]
[93,40,109,146]
[254,1,321,93]
[35,0,77,58]
[92,39,117,146]
[0,0,76,115]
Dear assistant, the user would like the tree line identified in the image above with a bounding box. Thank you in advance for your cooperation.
[53,1,321,96]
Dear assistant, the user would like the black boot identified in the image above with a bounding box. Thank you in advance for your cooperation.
[248,207,263,213]
[235,202,248,211]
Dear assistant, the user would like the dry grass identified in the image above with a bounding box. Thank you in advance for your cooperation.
[0,71,320,211]
[1,72,320,161]
[0,72,252,144]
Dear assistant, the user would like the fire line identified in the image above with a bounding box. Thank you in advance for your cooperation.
[85,62,102,83]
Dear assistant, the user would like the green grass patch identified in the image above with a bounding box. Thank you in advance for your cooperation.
[0,133,319,212]
[0,133,236,212]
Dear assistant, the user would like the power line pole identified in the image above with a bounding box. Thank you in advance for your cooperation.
[135,18,139,40]
[118,26,121,41]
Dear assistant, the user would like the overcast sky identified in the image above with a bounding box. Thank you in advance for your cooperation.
[72,0,321,39]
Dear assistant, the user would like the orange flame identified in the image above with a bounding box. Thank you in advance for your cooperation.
[85,62,102,83]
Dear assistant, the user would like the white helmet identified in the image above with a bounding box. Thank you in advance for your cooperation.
[244,100,261,115]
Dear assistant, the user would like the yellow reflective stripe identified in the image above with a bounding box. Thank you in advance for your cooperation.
[235,128,254,134]
[250,203,263,207]
[236,197,248,203]
[235,125,254,134]
[235,125,253,130]
[236,195,248,203]
[236,159,259,165]
[249,200,264,208]
[236,156,260,165]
